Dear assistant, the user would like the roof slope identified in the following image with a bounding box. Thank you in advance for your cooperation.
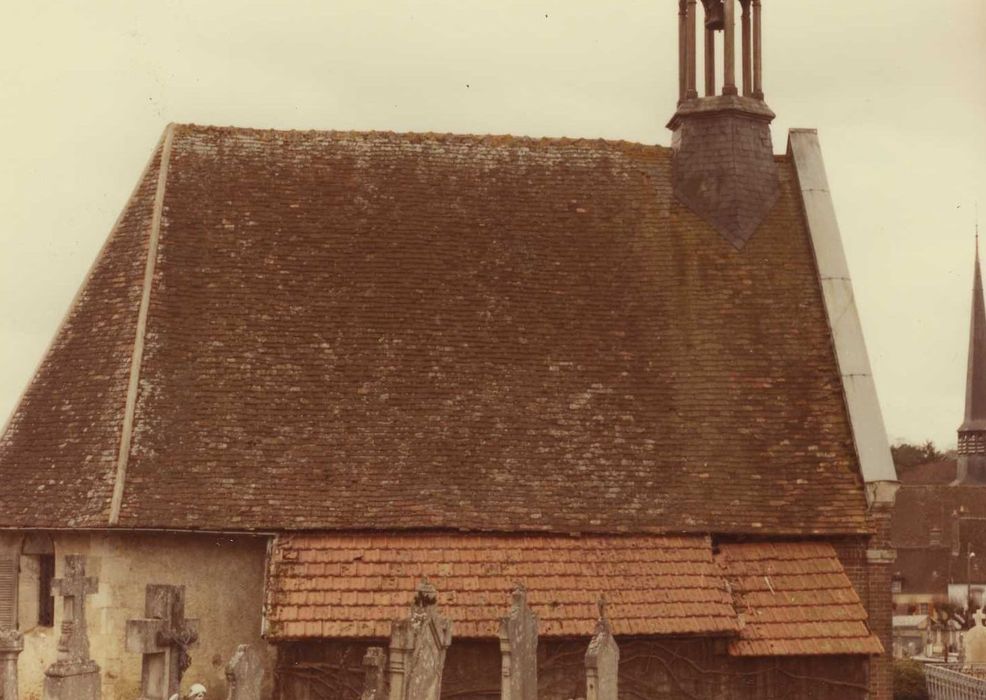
[0,141,163,527]
[265,533,881,654]
[266,533,738,639]
[716,542,883,656]
[0,124,867,533]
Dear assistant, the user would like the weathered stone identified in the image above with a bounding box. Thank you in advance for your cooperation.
[667,94,779,249]
[43,555,100,700]
[361,647,388,700]
[0,628,24,700]
[965,608,986,663]
[387,579,453,700]
[584,600,618,700]
[498,586,538,700]
[224,645,264,700]
[126,584,200,700]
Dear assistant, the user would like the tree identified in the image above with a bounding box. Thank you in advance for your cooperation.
[893,659,929,700]
[892,440,945,474]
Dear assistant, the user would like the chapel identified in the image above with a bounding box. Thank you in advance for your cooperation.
[0,2,899,699]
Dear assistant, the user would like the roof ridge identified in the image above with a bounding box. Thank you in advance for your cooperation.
[171,122,664,153]
[108,123,176,526]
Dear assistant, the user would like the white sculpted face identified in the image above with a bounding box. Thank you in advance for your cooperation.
[188,683,207,700]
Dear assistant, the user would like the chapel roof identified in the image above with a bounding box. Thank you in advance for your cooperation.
[266,533,883,656]
[0,123,868,534]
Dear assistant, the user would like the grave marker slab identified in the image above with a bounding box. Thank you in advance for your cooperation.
[387,580,453,700]
[585,599,618,700]
[225,645,264,700]
[498,586,538,700]
[966,608,986,663]
[361,647,387,700]
[126,584,200,700]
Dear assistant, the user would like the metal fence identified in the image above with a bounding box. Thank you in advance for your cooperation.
[926,664,986,700]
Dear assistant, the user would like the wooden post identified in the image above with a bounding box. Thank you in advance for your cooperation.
[678,0,687,101]
[752,0,763,99]
[741,0,752,96]
[704,28,716,96]
[686,0,698,99]
[723,0,738,95]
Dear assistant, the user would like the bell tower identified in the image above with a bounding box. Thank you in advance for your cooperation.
[668,0,779,249]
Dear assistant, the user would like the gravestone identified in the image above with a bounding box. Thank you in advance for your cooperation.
[43,555,100,700]
[584,599,618,700]
[498,586,538,700]
[387,579,453,700]
[126,584,200,700]
[361,647,387,700]
[225,644,264,700]
[965,608,986,663]
[0,628,24,700]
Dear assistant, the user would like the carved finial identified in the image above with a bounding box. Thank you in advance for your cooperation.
[597,596,608,622]
[413,578,438,609]
[974,607,985,628]
[512,583,527,608]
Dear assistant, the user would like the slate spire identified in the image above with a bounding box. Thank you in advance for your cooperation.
[956,235,986,483]
[668,0,779,249]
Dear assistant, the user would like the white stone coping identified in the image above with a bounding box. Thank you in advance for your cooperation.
[788,129,899,506]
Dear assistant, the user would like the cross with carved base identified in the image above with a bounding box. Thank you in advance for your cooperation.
[126,585,199,700]
[50,555,99,671]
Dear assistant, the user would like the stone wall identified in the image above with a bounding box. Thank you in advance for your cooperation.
[0,531,273,700]
[275,638,869,700]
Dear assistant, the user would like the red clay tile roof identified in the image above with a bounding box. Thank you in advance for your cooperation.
[716,542,883,656]
[897,459,957,485]
[0,124,868,533]
[265,533,879,652]
[265,533,739,640]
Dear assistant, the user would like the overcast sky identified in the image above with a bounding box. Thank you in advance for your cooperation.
[1,1,985,449]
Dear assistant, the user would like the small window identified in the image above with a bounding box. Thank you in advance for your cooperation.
[19,534,54,630]
[38,553,54,626]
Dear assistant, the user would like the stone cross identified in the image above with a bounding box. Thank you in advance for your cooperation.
[0,628,24,700]
[224,644,264,700]
[126,584,200,700]
[498,586,538,700]
[43,555,100,700]
[387,579,453,700]
[361,647,388,700]
[584,598,619,700]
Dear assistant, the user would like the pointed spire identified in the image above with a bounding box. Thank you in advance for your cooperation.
[961,235,986,431]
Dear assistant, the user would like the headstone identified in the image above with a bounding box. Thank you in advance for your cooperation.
[965,608,986,663]
[126,584,200,700]
[0,628,24,700]
[225,645,264,700]
[584,599,618,700]
[42,555,100,700]
[361,647,387,700]
[387,579,453,700]
[498,586,538,700]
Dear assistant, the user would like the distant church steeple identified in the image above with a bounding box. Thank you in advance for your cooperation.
[955,234,986,483]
